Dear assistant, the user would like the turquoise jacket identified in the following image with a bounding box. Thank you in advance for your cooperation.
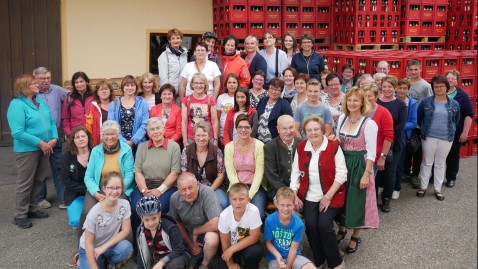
[84,141,135,197]
[7,95,58,153]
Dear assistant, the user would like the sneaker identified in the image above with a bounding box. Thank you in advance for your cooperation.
[392,191,400,200]
[27,211,49,219]
[59,203,67,209]
[411,177,420,189]
[38,200,51,209]
[67,252,78,267]
[13,217,32,229]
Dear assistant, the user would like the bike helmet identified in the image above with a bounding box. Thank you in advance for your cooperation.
[202,31,218,41]
[136,196,161,216]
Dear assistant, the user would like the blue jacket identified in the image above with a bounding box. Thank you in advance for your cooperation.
[7,95,59,153]
[403,98,418,142]
[290,50,325,80]
[108,96,149,145]
[417,96,460,142]
[256,97,293,139]
[84,141,135,197]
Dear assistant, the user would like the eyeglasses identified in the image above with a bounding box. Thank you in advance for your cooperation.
[302,41,313,44]
[253,78,264,82]
[279,126,295,132]
[37,77,51,81]
[193,82,206,86]
[264,36,275,40]
[269,87,282,92]
[237,126,251,130]
[148,126,163,132]
[103,133,118,137]
[105,186,122,192]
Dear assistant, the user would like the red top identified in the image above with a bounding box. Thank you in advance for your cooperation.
[149,103,182,143]
[372,105,394,162]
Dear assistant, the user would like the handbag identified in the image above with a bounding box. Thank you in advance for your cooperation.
[407,128,421,154]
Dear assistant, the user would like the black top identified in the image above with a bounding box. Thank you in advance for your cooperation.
[377,98,408,151]
[61,151,87,205]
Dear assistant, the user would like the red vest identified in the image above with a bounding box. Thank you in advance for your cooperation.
[297,139,345,208]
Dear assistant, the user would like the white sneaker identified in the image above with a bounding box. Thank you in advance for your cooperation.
[392,191,400,200]
[38,200,51,209]
[59,203,67,209]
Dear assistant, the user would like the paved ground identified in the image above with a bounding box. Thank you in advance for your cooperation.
[0,146,476,269]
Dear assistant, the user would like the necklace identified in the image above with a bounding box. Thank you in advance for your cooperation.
[348,116,361,124]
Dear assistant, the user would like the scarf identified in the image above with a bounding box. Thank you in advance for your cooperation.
[168,45,184,57]
[103,141,120,155]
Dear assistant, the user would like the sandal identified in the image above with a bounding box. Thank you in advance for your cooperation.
[336,229,347,243]
[435,191,445,201]
[416,189,426,198]
[345,236,361,253]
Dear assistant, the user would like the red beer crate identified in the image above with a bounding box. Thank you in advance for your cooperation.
[460,52,477,77]
[248,0,265,3]
[440,51,460,74]
[222,0,247,3]
[421,52,441,80]
[283,0,299,4]
[222,22,248,39]
[224,4,247,21]
[265,5,281,22]
[316,6,332,22]
[300,6,316,22]
[460,76,476,97]
[316,22,331,37]
[316,0,332,4]
[315,44,332,51]
[401,3,421,20]
[435,0,448,4]
[401,20,421,36]
[283,22,300,38]
[435,4,447,20]
[300,23,315,36]
[249,5,265,21]
[283,5,300,21]
[265,22,282,37]
[421,21,434,35]
[421,4,434,20]
[265,0,280,4]
[249,22,265,37]
[434,21,446,36]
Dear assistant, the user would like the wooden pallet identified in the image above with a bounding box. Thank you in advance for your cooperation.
[400,36,446,43]
[333,43,399,51]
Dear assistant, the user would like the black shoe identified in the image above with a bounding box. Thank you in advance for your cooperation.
[446,180,455,188]
[411,177,420,189]
[27,211,49,219]
[13,217,32,229]
[381,199,391,213]
[345,236,361,253]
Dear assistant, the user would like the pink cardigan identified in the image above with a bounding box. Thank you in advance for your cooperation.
[150,103,182,142]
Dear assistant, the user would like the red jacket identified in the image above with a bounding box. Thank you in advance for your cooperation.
[372,105,394,162]
[223,107,257,145]
[221,53,250,90]
[85,101,106,145]
[297,139,345,208]
[62,92,93,137]
[149,103,182,143]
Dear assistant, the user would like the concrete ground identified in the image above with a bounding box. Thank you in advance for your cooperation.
[0,146,476,269]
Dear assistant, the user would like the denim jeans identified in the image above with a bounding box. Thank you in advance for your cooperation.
[78,240,132,269]
[67,195,85,228]
[215,188,229,210]
[251,187,267,221]
[38,141,65,204]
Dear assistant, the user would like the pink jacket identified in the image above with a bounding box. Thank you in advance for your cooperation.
[62,92,93,137]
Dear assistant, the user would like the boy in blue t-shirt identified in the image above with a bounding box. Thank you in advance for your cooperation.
[264,187,316,269]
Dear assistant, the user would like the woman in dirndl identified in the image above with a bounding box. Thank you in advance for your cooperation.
[336,87,379,254]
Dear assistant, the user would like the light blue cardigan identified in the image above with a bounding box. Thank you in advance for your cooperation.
[108,96,149,145]
[84,141,135,197]
[7,95,58,153]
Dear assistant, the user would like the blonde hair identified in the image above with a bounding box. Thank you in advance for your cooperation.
[138,72,159,95]
[190,73,209,94]
[341,87,371,116]
[274,187,296,204]
[229,183,249,197]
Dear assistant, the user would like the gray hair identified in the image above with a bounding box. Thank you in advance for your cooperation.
[193,121,211,136]
[100,120,120,136]
[147,117,164,130]
[356,74,373,87]
[33,67,50,76]
[373,72,387,80]
[377,60,390,69]
[277,115,294,127]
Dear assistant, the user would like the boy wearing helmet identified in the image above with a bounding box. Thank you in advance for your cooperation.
[136,196,190,269]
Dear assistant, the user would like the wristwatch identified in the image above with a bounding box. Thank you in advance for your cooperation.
[380,152,387,158]
[141,188,146,194]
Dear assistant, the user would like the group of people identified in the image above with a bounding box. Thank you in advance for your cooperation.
[7,27,474,269]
